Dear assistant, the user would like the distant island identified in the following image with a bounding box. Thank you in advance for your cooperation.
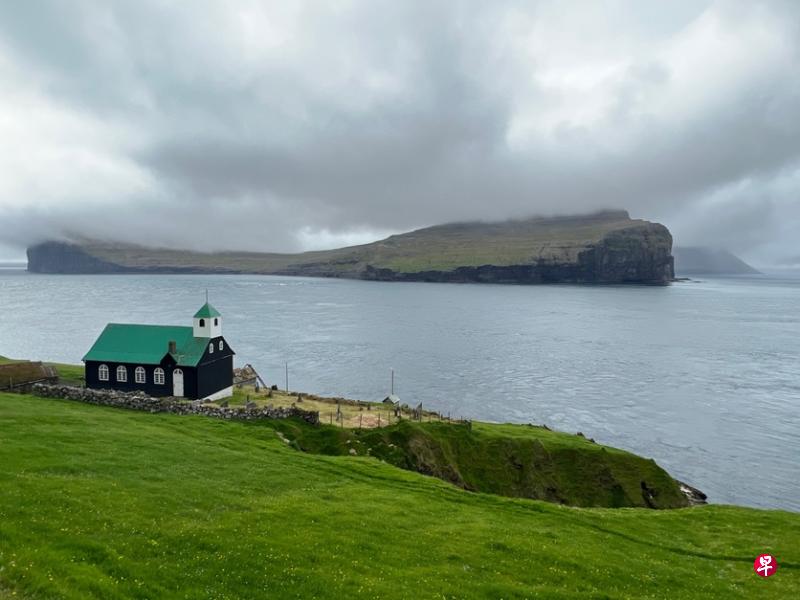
[27,210,675,284]
[673,247,760,276]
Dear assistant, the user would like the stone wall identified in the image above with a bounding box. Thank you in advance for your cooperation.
[32,384,320,425]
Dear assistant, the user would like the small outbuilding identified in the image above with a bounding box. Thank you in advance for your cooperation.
[383,394,401,405]
[83,302,234,400]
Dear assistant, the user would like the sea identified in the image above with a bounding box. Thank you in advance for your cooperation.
[1,267,798,511]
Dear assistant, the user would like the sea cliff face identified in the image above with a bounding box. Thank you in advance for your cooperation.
[26,211,675,284]
[360,223,674,284]
[587,222,674,283]
[27,241,128,274]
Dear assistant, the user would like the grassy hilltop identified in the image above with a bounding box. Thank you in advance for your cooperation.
[1,393,798,599]
[26,210,675,283]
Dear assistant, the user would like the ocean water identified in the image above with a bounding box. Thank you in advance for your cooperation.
[1,268,798,511]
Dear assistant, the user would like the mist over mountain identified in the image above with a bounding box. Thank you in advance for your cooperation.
[673,247,760,275]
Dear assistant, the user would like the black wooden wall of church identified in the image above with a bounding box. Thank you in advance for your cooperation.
[196,355,234,398]
[85,360,198,399]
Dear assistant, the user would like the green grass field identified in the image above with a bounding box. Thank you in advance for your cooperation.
[1,393,797,599]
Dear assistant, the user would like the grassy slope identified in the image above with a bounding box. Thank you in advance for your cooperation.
[46,362,84,386]
[231,385,687,508]
[1,394,797,599]
[357,214,647,272]
[73,211,658,274]
[272,419,688,509]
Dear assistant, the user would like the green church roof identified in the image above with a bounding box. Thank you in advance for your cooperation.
[194,302,221,318]
[82,324,210,367]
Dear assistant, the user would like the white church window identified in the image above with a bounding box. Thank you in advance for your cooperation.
[209,343,214,354]
[219,340,224,351]
[135,366,146,384]
[214,318,218,326]
[98,364,109,381]
[154,368,165,385]
[116,366,127,382]
[199,318,205,327]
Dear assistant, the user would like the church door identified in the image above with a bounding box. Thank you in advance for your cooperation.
[173,368,184,397]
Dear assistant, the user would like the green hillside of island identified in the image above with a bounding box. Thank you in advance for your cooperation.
[26,210,676,284]
[1,391,797,598]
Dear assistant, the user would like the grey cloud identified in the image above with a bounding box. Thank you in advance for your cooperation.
[0,0,798,263]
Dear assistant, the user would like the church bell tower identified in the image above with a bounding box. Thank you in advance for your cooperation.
[193,301,222,338]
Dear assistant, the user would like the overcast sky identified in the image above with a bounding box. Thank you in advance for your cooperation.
[0,0,798,265]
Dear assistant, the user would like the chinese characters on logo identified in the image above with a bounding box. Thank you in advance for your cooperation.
[754,554,777,578]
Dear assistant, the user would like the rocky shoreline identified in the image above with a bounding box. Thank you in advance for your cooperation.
[678,480,708,506]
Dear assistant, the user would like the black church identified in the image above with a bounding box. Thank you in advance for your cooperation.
[83,302,234,400]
